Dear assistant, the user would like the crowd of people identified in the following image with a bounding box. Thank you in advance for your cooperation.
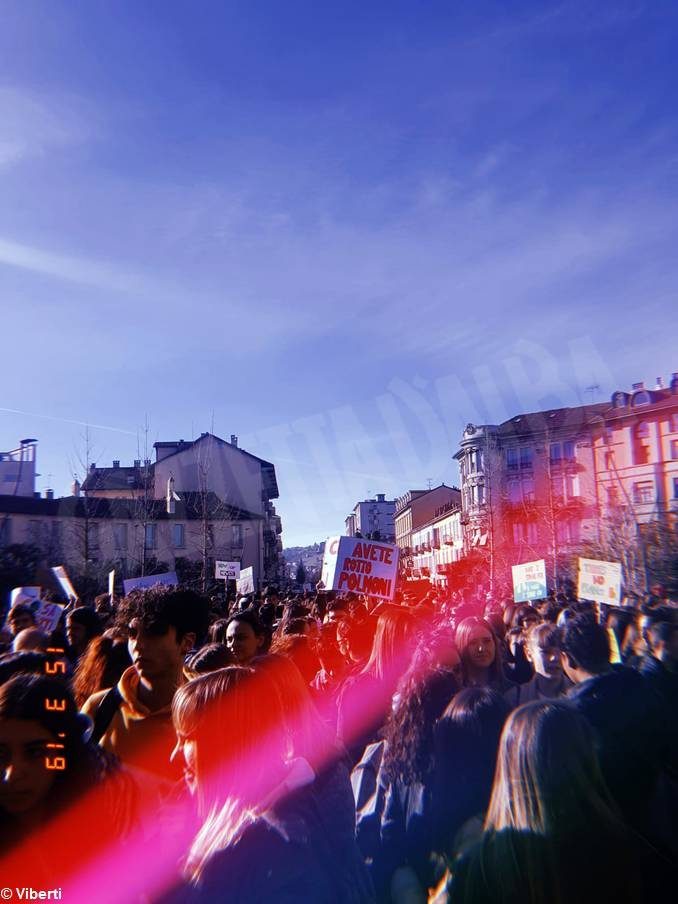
[0,573,676,902]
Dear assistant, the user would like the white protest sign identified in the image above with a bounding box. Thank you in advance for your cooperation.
[215,561,240,581]
[108,569,115,599]
[512,559,547,603]
[123,571,179,594]
[10,587,41,607]
[52,566,78,602]
[320,537,341,589]
[236,566,255,595]
[578,557,622,604]
[35,602,64,635]
[322,537,399,601]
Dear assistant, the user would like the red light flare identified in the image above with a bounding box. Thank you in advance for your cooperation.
[1,605,446,902]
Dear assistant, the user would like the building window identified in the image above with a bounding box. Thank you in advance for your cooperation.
[29,520,43,546]
[632,391,651,406]
[173,524,185,548]
[508,481,521,504]
[520,448,533,469]
[633,481,654,505]
[565,474,580,499]
[671,413,678,433]
[522,478,535,503]
[512,523,524,544]
[87,523,100,551]
[674,478,678,501]
[0,518,11,546]
[632,423,651,465]
[113,524,127,550]
[612,392,627,408]
[506,448,518,470]
[144,524,156,550]
[232,524,243,547]
[563,440,575,460]
[526,522,538,544]
[468,450,483,473]
[607,486,619,507]
[550,442,561,463]
[671,439,678,461]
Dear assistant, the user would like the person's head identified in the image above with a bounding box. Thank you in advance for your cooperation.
[646,619,678,666]
[434,687,510,844]
[362,607,415,683]
[66,607,103,657]
[251,653,332,770]
[184,643,233,679]
[0,673,94,821]
[207,618,230,645]
[455,617,500,684]
[225,610,267,664]
[486,700,620,836]
[337,615,375,664]
[429,628,464,685]
[525,623,563,679]
[559,614,610,683]
[171,666,286,809]
[12,627,49,654]
[325,598,348,624]
[72,630,132,708]
[117,586,209,683]
[511,605,541,634]
[382,641,459,786]
[6,604,36,637]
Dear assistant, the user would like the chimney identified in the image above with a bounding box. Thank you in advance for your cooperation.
[45,489,54,500]
[112,460,120,469]
[89,462,96,471]
[671,373,678,393]
[231,435,238,448]
[33,492,41,499]
[143,458,151,467]
[654,376,665,389]
[631,381,644,390]
[72,479,80,497]
[376,493,385,502]
[133,459,141,468]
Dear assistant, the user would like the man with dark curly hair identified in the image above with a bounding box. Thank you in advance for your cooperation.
[81,585,209,792]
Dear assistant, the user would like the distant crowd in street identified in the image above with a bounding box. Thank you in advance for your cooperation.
[0,567,676,902]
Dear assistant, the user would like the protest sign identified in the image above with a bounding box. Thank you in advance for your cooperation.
[35,602,64,635]
[52,566,78,603]
[10,586,41,607]
[236,566,255,595]
[215,561,240,581]
[108,569,115,599]
[512,559,547,603]
[123,571,179,595]
[577,557,622,604]
[321,536,399,601]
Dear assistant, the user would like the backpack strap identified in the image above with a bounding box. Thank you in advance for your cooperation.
[91,686,123,744]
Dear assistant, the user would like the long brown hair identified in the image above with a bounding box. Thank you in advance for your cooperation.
[485,700,623,836]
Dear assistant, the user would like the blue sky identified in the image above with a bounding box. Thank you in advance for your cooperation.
[2,0,678,545]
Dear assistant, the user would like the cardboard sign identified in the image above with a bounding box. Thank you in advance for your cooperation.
[215,561,240,581]
[35,602,64,635]
[578,557,621,604]
[123,571,179,595]
[236,566,255,595]
[52,566,78,603]
[512,559,547,603]
[10,586,41,607]
[108,569,115,599]
[321,536,399,600]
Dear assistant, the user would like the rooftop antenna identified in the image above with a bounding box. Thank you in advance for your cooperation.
[585,383,601,404]
[427,477,433,490]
